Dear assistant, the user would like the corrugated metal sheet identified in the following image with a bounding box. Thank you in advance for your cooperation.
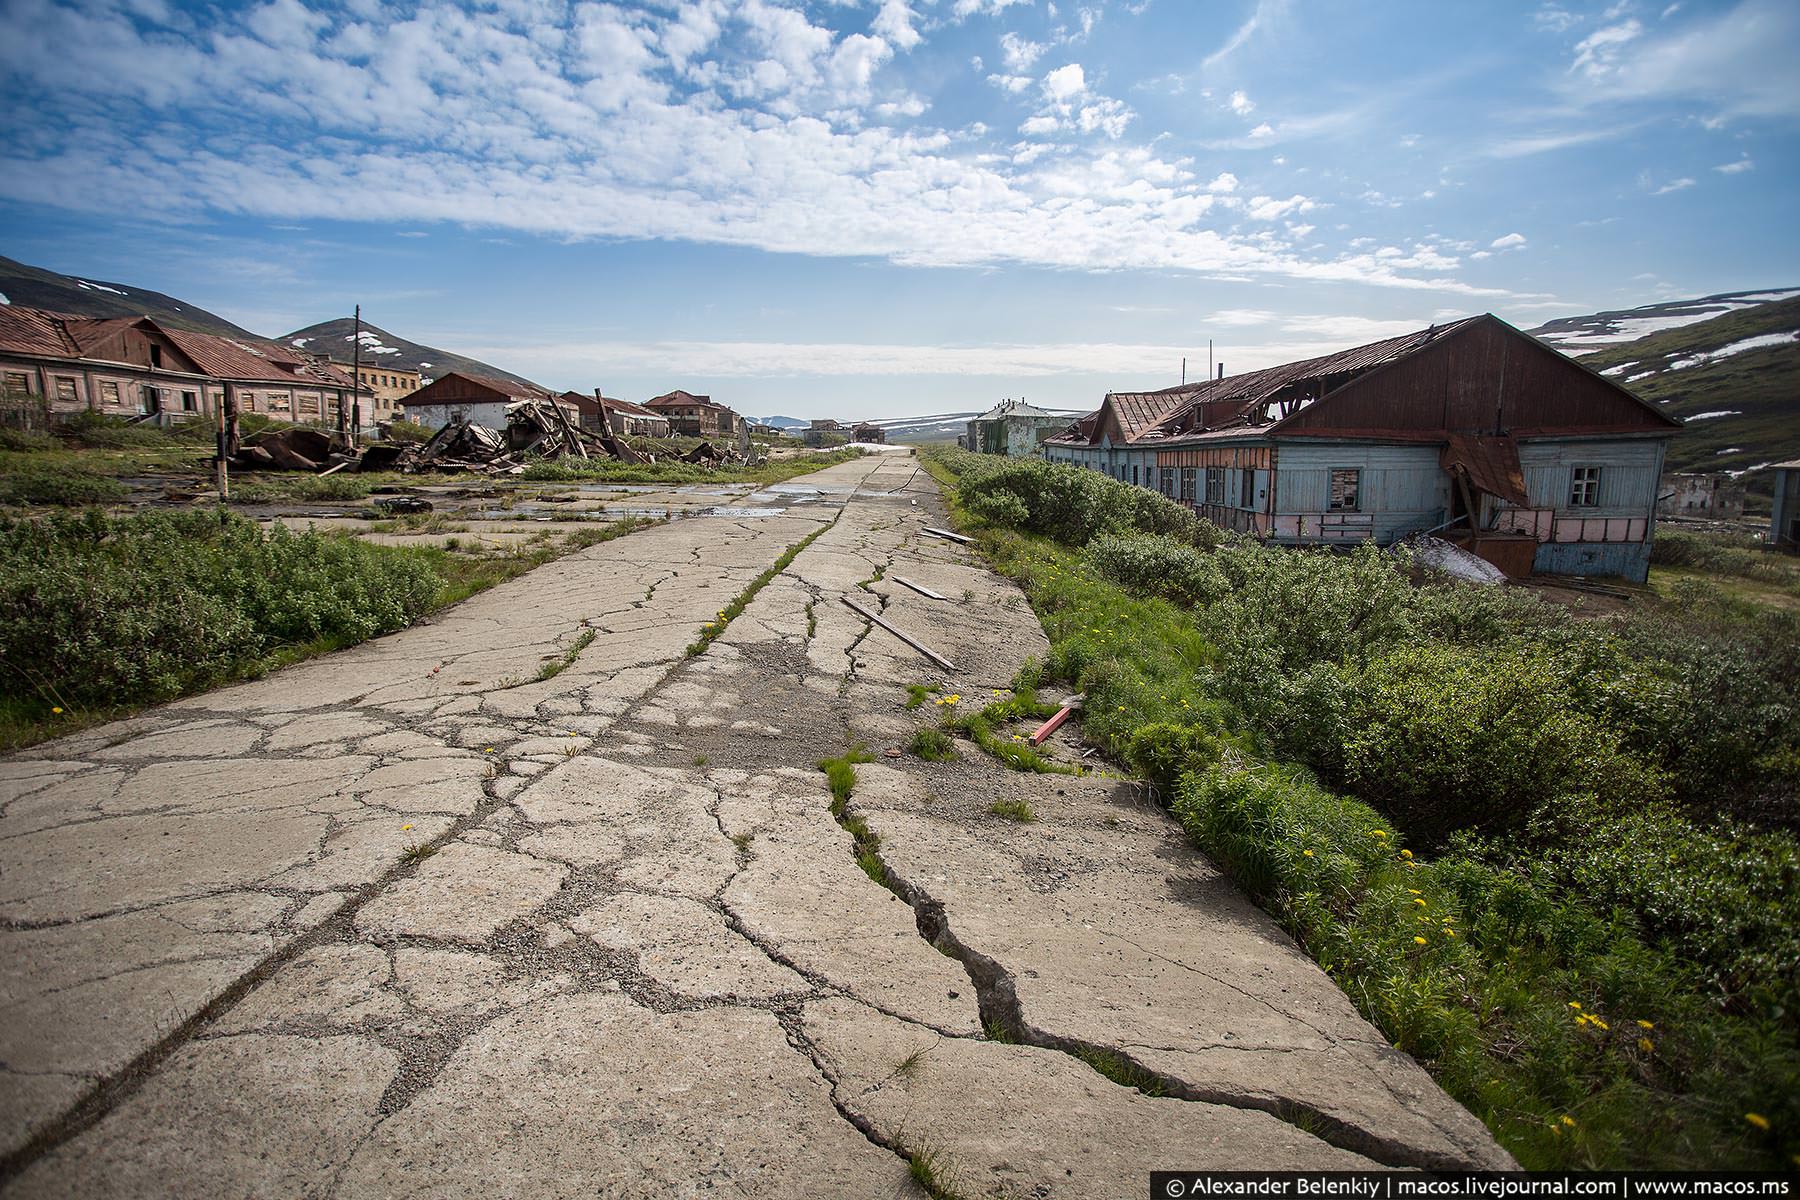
[0,307,82,356]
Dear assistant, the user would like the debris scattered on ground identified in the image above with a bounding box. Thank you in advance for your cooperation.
[1399,535,1508,585]
[229,426,337,472]
[1029,694,1083,746]
[840,596,958,671]
[922,526,972,544]
[891,575,947,600]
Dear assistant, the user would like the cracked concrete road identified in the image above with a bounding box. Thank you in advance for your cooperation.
[0,450,1511,1197]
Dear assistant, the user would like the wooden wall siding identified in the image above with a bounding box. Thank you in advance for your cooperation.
[1199,505,1272,534]
[1773,469,1800,548]
[1272,512,1377,541]
[1553,517,1649,543]
[1276,319,1673,437]
[1534,540,1653,583]
[1272,443,1448,514]
[1156,445,1272,470]
[1495,508,1556,540]
[1517,438,1662,517]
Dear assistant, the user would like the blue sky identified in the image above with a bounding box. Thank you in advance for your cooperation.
[1,0,1795,418]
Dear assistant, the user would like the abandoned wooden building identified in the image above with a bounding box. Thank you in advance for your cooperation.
[1043,314,1682,582]
[965,398,1076,457]
[558,392,672,438]
[646,390,743,438]
[400,372,570,432]
[0,304,359,427]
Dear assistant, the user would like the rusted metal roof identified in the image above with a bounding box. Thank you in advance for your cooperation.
[162,329,354,387]
[404,372,552,405]
[0,306,83,357]
[646,389,725,410]
[1441,433,1529,506]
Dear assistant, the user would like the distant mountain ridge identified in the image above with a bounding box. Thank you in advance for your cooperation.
[1558,295,1800,485]
[279,317,541,390]
[1528,288,1799,356]
[0,254,263,339]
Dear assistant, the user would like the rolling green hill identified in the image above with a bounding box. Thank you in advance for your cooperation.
[1568,297,1800,504]
[0,254,262,338]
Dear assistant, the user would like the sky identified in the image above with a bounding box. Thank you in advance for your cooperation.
[1,0,1796,419]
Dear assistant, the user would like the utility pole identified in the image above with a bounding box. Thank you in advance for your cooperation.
[1181,356,1186,385]
[1207,340,1213,385]
[214,385,229,502]
[343,304,360,449]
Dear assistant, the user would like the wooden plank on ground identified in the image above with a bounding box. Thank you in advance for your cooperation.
[890,575,947,600]
[840,597,957,672]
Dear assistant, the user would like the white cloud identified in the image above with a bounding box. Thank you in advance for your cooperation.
[1247,122,1274,138]
[986,73,1033,93]
[871,0,922,51]
[952,0,1032,17]
[1228,89,1254,115]
[1203,0,1285,69]
[1562,0,1800,119]
[999,31,1045,72]
[1652,176,1696,194]
[0,0,1527,300]
[1490,232,1527,249]
[1245,194,1315,220]
[1714,156,1754,173]
[1042,63,1087,103]
[1572,18,1643,76]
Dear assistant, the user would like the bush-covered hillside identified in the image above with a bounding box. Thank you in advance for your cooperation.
[928,447,1799,1170]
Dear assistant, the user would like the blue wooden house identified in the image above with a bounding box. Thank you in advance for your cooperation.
[1043,315,1682,582]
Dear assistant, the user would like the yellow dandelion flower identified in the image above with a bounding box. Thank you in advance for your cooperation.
[1591,1018,1609,1031]
[1561,1115,1577,1128]
[1568,1001,1582,1010]
[1413,935,1428,945]
[1412,898,1427,907]
[1302,849,1315,858]
[1637,1038,1654,1053]
[51,706,63,714]
[1370,829,1388,838]
[1636,1019,1654,1030]
[1745,1112,1771,1131]
[484,747,496,753]
[1442,928,1457,938]
[401,824,413,831]
[1407,888,1423,895]
[1399,849,1413,860]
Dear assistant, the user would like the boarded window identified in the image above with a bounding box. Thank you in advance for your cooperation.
[1570,466,1601,507]
[3,371,30,394]
[1205,467,1225,505]
[53,377,78,402]
[1328,468,1360,512]
[101,381,121,405]
[1240,469,1256,509]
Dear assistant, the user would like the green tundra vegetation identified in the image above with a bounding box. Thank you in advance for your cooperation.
[0,508,658,750]
[922,446,1799,1170]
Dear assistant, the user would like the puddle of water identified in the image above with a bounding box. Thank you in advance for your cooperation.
[703,506,788,518]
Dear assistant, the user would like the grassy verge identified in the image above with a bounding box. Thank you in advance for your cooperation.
[0,510,660,751]
[817,746,885,884]
[519,446,865,486]
[919,447,1799,1169]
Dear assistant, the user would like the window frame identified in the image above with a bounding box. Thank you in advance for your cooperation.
[1327,467,1361,513]
[1569,465,1602,507]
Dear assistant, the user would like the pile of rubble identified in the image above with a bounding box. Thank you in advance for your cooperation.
[229,399,763,476]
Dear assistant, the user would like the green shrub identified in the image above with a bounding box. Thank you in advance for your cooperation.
[956,456,1221,548]
[1084,531,1220,607]
[0,510,438,713]
[0,466,127,506]
[0,428,57,452]
[56,410,172,448]
[1341,642,1664,845]
[907,726,957,762]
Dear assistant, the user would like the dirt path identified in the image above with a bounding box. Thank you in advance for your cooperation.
[0,452,1508,1197]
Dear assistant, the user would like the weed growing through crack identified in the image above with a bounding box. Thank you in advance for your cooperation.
[904,682,939,710]
[534,628,596,683]
[907,727,958,762]
[981,1018,1019,1044]
[686,522,831,657]
[817,746,888,885]
[401,842,435,864]
[1071,1046,1166,1097]
[731,832,753,850]
[941,686,1076,775]
[988,798,1035,823]
[693,754,709,767]
[893,1048,927,1079]
[904,1145,966,1200]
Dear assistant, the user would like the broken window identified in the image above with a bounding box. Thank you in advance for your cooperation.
[53,377,77,402]
[100,381,120,405]
[1570,465,1602,507]
[1240,468,1257,509]
[1328,468,1360,512]
[181,391,198,411]
[1205,467,1225,505]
